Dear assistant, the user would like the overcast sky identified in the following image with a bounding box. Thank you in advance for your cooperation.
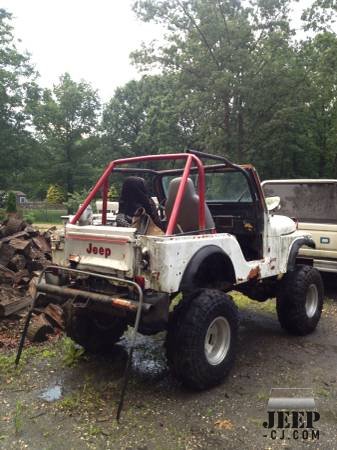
[2,0,320,103]
[2,0,163,102]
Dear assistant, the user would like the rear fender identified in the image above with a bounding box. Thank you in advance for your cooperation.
[179,245,236,292]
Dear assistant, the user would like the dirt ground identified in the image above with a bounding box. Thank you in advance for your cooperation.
[0,275,337,450]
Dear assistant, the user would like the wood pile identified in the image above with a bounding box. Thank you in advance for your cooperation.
[27,303,64,342]
[0,216,66,344]
[0,217,52,288]
[0,216,54,318]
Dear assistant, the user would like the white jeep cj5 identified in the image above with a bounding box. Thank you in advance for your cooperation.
[16,150,323,412]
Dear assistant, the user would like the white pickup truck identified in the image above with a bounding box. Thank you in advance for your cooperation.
[24,151,324,391]
[263,179,337,273]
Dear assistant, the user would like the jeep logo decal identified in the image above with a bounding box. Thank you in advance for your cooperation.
[86,243,111,258]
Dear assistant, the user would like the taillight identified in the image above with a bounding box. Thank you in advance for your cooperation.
[135,275,145,289]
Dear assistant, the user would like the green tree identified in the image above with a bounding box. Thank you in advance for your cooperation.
[0,9,39,190]
[6,191,17,213]
[28,73,100,196]
[46,184,65,204]
[130,0,337,180]
[300,32,337,177]
[101,75,187,163]
[132,0,297,164]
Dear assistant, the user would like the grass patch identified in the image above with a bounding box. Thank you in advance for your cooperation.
[61,337,85,367]
[231,291,276,314]
[22,208,66,224]
[0,343,59,378]
[256,391,270,401]
[88,424,103,437]
[13,401,23,435]
[0,347,39,376]
[41,348,57,359]
[58,393,81,411]
[316,387,329,398]
[57,381,105,413]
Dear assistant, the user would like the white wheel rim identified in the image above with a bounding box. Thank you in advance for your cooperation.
[204,316,231,365]
[306,284,318,318]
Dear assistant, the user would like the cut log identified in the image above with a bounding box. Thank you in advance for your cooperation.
[0,243,16,266]
[8,254,26,272]
[0,263,15,282]
[9,238,30,254]
[13,269,30,286]
[26,258,46,272]
[0,231,29,243]
[28,276,38,298]
[43,303,64,329]
[0,296,32,317]
[27,314,54,342]
[1,218,26,237]
[32,236,51,253]
[24,226,38,237]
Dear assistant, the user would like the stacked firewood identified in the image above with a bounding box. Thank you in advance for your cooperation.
[0,216,53,319]
[0,217,65,342]
[0,217,52,286]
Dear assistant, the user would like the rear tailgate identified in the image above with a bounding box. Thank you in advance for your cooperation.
[64,224,136,275]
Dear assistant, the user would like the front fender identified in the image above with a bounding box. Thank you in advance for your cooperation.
[287,237,315,271]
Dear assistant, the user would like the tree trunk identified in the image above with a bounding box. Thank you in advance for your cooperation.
[223,94,231,155]
[237,97,244,162]
[65,140,74,194]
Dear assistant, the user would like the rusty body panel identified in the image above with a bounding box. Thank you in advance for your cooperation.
[247,266,261,280]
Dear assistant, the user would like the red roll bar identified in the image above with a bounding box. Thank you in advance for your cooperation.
[70,153,206,235]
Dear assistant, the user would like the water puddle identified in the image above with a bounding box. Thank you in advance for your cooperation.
[39,384,62,402]
[124,334,168,380]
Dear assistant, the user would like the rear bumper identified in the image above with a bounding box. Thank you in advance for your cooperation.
[34,265,146,314]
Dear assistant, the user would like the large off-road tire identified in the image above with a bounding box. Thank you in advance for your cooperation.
[276,265,323,336]
[166,289,239,390]
[65,310,128,353]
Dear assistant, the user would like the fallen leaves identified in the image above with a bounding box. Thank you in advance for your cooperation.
[214,419,234,430]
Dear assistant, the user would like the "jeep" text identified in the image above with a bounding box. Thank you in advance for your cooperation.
[86,243,111,258]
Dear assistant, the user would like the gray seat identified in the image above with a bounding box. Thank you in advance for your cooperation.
[165,177,215,233]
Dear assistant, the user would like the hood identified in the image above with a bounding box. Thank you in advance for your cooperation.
[269,215,296,236]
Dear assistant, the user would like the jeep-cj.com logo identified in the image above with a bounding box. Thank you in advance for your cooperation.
[263,388,320,441]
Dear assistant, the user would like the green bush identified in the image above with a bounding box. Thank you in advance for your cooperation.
[6,191,17,213]
[23,211,36,224]
[108,184,119,200]
[63,189,89,214]
[0,208,6,222]
[46,184,65,205]
[0,192,7,208]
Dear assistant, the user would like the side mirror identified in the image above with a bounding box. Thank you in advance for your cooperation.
[265,196,281,213]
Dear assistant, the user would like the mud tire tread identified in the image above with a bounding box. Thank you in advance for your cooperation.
[166,289,238,390]
[276,265,323,336]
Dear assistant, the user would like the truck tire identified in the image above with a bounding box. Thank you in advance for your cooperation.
[166,289,238,390]
[65,311,127,353]
[276,265,323,335]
